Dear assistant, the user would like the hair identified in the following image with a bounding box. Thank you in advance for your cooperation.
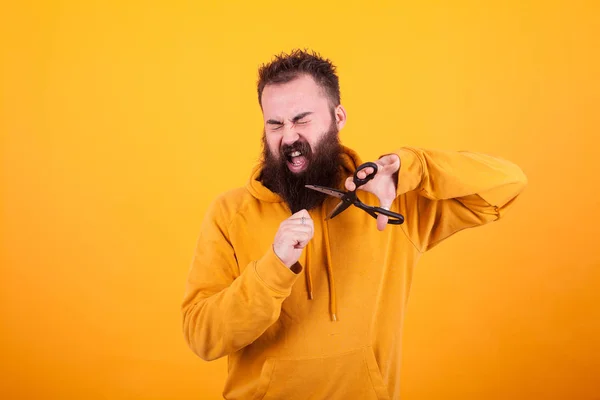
[257,49,341,108]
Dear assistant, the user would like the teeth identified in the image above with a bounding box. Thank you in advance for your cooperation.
[291,151,302,157]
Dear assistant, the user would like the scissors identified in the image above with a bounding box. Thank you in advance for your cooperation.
[305,162,404,225]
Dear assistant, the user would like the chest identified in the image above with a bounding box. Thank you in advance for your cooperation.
[229,198,407,288]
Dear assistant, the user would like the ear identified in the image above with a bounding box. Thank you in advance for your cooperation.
[334,104,347,130]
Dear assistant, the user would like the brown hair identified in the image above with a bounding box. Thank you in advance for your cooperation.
[257,49,341,108]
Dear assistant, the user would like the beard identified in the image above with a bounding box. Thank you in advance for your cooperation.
[259,123,343,214]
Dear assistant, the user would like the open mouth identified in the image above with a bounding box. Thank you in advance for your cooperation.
[286,149,308,173]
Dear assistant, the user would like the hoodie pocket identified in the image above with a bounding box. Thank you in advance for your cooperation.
[253,346,390,400]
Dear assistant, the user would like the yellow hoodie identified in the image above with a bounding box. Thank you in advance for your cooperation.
[181,145,527,400]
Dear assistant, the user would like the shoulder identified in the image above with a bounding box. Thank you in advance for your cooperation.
[207,187,261,228]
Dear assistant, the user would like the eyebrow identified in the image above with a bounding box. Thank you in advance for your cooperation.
[266,111,313,125]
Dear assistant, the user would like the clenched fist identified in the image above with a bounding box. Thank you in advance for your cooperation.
[273,209,314,268]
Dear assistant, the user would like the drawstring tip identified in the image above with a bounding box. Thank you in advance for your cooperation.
[308,291,313,300]
[331,313,338,322]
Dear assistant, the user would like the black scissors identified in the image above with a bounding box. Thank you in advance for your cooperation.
[305,162,404,224]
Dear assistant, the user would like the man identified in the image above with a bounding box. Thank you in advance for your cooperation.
[181,49,527,400]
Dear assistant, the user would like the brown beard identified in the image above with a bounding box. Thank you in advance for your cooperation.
[259,123,343,214]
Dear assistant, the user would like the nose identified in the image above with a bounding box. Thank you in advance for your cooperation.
[281,125,300,146]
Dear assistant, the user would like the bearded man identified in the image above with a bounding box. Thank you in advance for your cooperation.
[181,49,527,400]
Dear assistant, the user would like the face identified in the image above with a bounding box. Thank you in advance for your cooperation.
[259,74,347,213]
[261,74,347,173]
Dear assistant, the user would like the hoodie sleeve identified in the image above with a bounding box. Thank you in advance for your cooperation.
[389,147,527,252]
[181,196,302,361]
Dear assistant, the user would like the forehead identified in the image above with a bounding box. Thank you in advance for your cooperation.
[261,74,330,119]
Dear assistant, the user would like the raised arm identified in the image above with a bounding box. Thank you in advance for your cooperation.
[345,146,527,251]
[393,147,528,251]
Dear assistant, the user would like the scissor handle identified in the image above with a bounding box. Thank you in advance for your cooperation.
[350,162,405,225]
[374,207,404,224]
[357,203,405,225]
[353,162,378,188]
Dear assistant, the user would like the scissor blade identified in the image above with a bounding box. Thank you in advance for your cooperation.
[328,200,352,220]
[304,184,346,199]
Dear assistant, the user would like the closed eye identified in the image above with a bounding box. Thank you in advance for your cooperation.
[291,112,312,123]
[266,119,283,131]
[265,111,312,130]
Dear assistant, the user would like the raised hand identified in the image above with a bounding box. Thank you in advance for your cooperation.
[273,209,314,268]
[344,154,400,231]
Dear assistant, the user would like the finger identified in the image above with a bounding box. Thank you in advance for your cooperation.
[345,176,356,191]
[281,228,311,243]
[277,230,311,246]
[284,215,314,229]
[376,213,388,231]
[287,209,313,225]
[376,201,393,232]
[285,225,314,236]
[290,209,310,219]
[357,167,375,180]
[293,232,311,249]
[294,241,308,249]
[286,215,314,224]
[280,220,315,232]
[282,222,315,237]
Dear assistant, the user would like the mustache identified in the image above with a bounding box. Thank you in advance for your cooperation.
[259,126,342,213]
[281,140,312,159]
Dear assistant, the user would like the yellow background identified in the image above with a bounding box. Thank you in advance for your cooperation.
[2,1,599,399]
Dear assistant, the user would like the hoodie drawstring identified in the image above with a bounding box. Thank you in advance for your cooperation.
[304,202,338,322]
[322,211,337,322]
[305,241,313,300]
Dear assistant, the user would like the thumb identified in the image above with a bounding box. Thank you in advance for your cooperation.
[378,153,400,173]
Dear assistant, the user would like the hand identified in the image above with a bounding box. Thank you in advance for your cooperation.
[273,209,314,268]
[345,154,400,231]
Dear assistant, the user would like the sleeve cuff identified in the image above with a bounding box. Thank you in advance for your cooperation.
[254,246,303,295]
[394,147,424,195]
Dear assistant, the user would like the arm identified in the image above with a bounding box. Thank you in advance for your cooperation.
[181,198,302,361]
[392,147,528,251]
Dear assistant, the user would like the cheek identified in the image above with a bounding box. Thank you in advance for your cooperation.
[266,136,282,156]
[304,128,325,147]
